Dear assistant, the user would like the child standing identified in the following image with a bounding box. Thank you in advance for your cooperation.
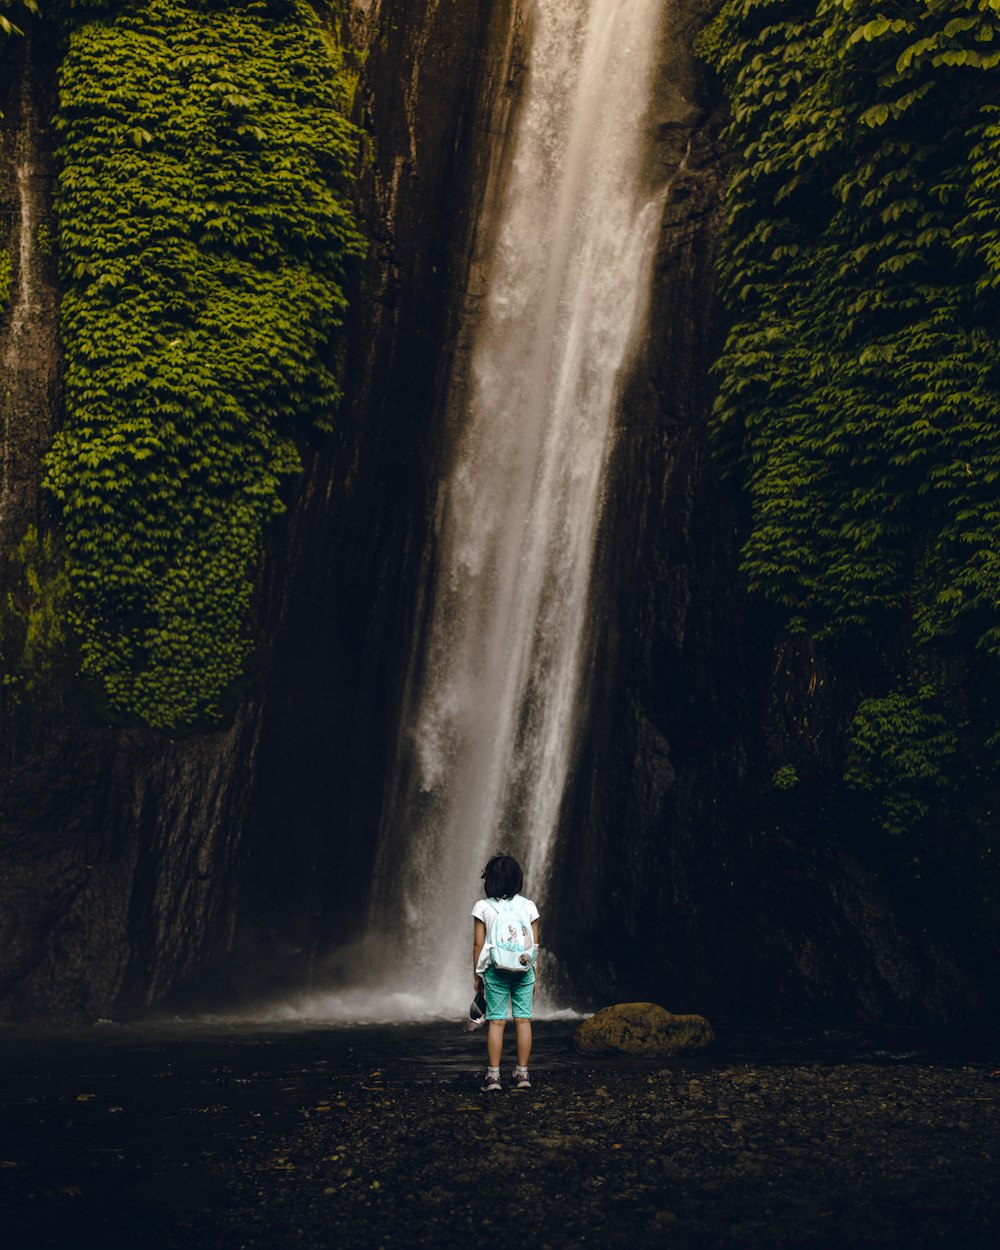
[471,853,540,1092]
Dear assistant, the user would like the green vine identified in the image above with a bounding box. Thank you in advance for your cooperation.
[44,0,364,729]
[772,763,800,791]
[703,0,1000,656]
[701,0,1000,918]
[0,248,11,314]
[1,525,71,685]
[0,0,37,38]
[844,686,957,837]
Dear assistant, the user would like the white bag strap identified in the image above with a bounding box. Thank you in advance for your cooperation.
[484,897,501,950]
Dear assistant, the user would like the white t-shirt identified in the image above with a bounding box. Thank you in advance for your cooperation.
[472,894,540,977]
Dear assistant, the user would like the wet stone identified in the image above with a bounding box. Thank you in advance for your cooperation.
[0,1022,998,1249]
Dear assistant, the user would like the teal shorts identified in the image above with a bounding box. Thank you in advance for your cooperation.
[483,965,536,1020]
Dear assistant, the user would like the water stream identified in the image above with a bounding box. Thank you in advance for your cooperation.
[311,0,668,1021]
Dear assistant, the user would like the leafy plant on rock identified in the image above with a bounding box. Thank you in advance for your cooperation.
[44,0,364,730]
[704,0,1000,658]
[700,1,1000,927]
[844,686,957,838]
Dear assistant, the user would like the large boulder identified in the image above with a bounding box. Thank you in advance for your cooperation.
[572,1002,713,1056]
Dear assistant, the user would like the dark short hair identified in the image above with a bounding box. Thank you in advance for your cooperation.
[481,853,523,900]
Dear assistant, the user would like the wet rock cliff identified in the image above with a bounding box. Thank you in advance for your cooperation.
[0,0,991,1025]
[0,0,519,1021]
[233,0,523,989]
[550,2,988,1025]
[0,24,264,1020]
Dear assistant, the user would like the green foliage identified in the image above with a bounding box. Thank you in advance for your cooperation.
[34,219,53,260]
[1,525,71,686]
[844,686,957,837]
[0,248,11,313]
[0,0,37,38]
[772,763,799,790]
[703,2,1000,949]
[692,8,727,65]
[704,0,1000,657]
[44,0,364,729]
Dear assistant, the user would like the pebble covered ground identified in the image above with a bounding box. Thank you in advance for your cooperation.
[0,1021,997,1249]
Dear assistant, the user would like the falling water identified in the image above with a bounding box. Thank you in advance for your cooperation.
[328,0,668,1020]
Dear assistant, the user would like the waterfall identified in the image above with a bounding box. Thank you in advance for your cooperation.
[314,0,668,1021]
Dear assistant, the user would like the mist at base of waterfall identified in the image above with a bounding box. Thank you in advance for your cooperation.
[189,990,583,1028]
[183,963,584,1026]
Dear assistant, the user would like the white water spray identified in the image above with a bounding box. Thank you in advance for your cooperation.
[351,0,668,1019]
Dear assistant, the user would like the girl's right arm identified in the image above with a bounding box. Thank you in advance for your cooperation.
[532,919,540,986]
[472,918,486,992]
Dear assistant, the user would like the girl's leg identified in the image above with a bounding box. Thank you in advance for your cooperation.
[514,1018,532,1068]
[487,1019,506,1068]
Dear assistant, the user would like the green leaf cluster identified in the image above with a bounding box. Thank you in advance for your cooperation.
[44,0,364,730]
[844,685,957,836]
[1,524,71,685]
[772,762,800,790]
[701,0,1000,950]
[0,248,11,313]
[705,0,1000,659]
[0,0,38,38]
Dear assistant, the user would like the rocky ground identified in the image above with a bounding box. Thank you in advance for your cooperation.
[0,1020,997,1249]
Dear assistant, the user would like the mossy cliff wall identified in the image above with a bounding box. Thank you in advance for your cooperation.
[551,0,993,1024]
[0,11,266,1021]
[0,0,993,1024]
[0,0,517,1020]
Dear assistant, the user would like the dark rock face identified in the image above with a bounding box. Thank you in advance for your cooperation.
[232,0,522,977]
[548,1,988,1024]
[548,0,744,1012]
[0,1,520,1021]
[0,27,270,1023]
[0,1,991,1025]
[0,32,60,561]
[0,715,261,1020]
